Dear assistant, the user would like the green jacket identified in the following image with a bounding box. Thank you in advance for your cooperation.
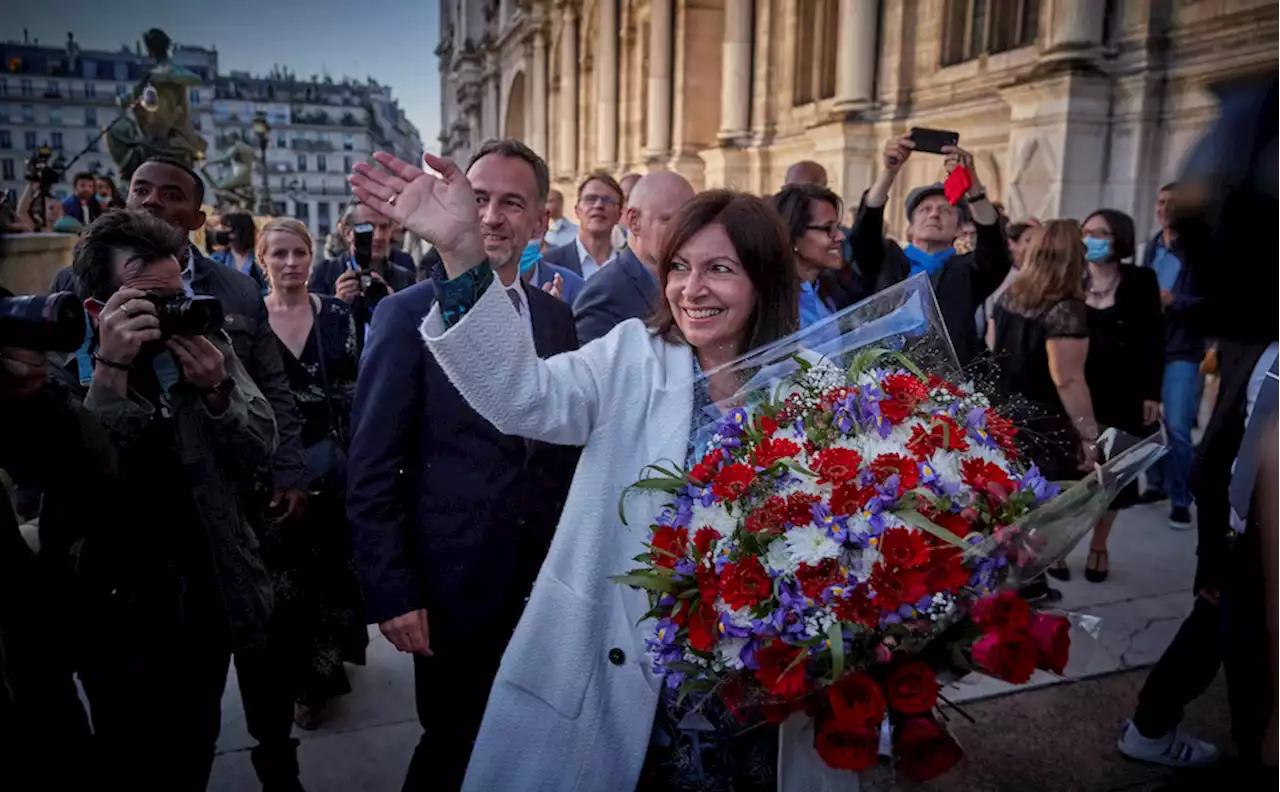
[48,334,278,651]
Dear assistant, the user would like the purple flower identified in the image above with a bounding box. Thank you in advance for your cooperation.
[664,670,686,690]
[740,637,761,670]
[881,612,903,626]
[834,411,855,434]
[720,408,749,437]
[1018,465,1061,503]
[718,612,752,639]
[674,558,697,577]
[811,502,850,543]
[915,595,935,612]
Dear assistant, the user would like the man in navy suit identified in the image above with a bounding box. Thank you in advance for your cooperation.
[539,171,625,279]
[61,171,102,226]
[348,139,579,792]
[573,170,693,344]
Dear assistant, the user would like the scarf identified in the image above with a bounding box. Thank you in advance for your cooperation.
[904,244,955,277]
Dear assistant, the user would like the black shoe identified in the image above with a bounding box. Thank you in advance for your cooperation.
[1139,489,1169,505]
[1047,562,1071,582]
[1084,549,1109,583]
[1017,578,1062,603]
[1169,506,1193,531]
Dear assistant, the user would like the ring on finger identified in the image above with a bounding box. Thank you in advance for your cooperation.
[388,193,398,207]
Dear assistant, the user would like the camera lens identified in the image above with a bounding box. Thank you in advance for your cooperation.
[149,294,224,338]
[0,291,87,352]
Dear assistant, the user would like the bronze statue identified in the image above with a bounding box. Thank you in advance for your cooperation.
[201,132,258,212]
[107,28,208,182]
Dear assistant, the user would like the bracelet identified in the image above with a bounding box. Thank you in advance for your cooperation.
[92,354,132,371]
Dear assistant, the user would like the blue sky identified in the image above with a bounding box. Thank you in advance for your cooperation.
[3,1,443,151]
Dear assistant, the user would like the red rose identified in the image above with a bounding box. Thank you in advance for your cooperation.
[813,716,880,771]
[754,640,810,699]
[812,448,864,485]
[832,586,880,627]
[650,525,689,569]
[795,559,845,600]
[876,527,931,570]
[894,716,964,782]
[869,453,920,492]
[885,661,939,715]
[687,599,719,653]
[923,547,971,594]
[984,409,1018,453]
[720,555,773,610]
[869,564,928,612]
[692,526,719,557]
[784,492,823,526]
[827,672,886,729]
[961,458,1014,502]
[829,484,873,516]
[971,629,1038,684]
[754,436,801,469]
[711,463,756,501]
[1027,613,1071,674]
[970,591,1031,633]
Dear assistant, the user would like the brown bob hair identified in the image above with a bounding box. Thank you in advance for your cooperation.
[648,190,800,352]
[1004,219,1087,313]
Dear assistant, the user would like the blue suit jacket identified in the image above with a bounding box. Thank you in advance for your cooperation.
[572,247,659,344]
[347,278,581,650]
[540,240,583,277]
[529,260,585,307]
[60,195,101,226]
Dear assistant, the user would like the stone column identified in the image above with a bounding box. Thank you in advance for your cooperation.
[645,0,674,159]
[558,6,579,177]
[1042,0,1107,62]
[834,0,878,110]
[531,24,549,159]
[597,0,619,167]
[717,0,752,142]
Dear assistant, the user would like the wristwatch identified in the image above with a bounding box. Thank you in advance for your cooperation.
[198,376,235,397]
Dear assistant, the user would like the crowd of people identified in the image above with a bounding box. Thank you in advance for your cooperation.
[0,73,1275,792]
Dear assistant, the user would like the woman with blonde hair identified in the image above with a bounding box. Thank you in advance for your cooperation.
[255,217,368,730]
[991,220,1100,598]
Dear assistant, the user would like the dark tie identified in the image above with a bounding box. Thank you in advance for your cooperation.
[507,288,522,315]
[1229,354,1278,532]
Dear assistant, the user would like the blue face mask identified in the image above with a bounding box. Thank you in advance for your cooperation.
[518,241,541,275]
[1083,236,1112,262]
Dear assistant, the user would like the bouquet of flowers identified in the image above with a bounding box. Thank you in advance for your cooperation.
[615,275,1165,784]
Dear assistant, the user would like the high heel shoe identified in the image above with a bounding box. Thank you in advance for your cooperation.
[1085,549,1109,583]
[1047,561,1071,582]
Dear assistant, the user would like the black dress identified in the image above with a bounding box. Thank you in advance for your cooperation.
[1085,266,1165,508]
[268,296,368,705]
[992,296,1091,481]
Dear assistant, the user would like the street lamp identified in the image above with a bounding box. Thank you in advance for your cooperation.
[252,112,273,216]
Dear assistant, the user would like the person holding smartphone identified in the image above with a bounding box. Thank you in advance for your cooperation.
[848,132,1012,364]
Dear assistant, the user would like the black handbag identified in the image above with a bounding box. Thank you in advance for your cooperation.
[303,297,349,492]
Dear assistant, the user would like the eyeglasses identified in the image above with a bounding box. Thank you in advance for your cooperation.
[804,222,842,238]
[580,194,620,207]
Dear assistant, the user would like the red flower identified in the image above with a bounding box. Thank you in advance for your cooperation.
[832,586,880,627]
[784,492,822,526]
[754,436,801,469]
[885,661,939,715]
[687,599,719,653]
[984,409,1018,453]
[754,414,779,436]
[795,559,845,600]
[754,640,810,698]
[869,564,929,612]
[650,525,689,569]
[879,374,929,423]
[923,547,971,594]
[711,463,756,501]
[961,458,1014,502]
[869,453,920,492]
[692,527,719,557]
[827,672,886,729]
[720,556,773,610]
[1028,613,1071,674]
[812,448,864,485]
[744,496,788,536]
[814,716,880,771]
[876,527,932,570]
[829,484,873,517]
[907,414,970,459]
[970,592,1031,633]
[926,373,966,398]
[894,716,965,782]
[688,451,723,486]
[696,563,720,602]
[971,629,1039,684]
[923,506,976,539]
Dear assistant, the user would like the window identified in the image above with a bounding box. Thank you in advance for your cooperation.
[273,201,287,216]
[1,159,13,181]
[114,62,128,81]
[51,132,63,150]
[942,0,1039,66]
[84,81,96,98]
[24,132,37,150]
[0,108,7,123]
[317,154,327,171]
[318,201,331,235]
[22,106,34,123]
[190,89,201,105]
[343,134,354,151]
[49,107,62,125]
[46,80,59,97]
[20,79,33,97]
[0,132,9,149]
[343,155,353,173]
[278,133,287,148]
[85,108,97,127]
[793,0,839,105]
[297,154,308,172]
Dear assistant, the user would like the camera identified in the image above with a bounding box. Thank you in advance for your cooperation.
[352,222,389,301]
[24,145,63,191]
[0,290,87,352]
[142,293,224,339]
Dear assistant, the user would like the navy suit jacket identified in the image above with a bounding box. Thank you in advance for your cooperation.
[529,259,585,307]
[60,196,101,226]
[347,278,581,650]
[540,240,583,277]
[572,247,658,344]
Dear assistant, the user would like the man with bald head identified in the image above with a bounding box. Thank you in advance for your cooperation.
[573,170,695,343]
[785,160,829,188]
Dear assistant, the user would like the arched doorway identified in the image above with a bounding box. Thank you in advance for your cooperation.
[504,72,528,142]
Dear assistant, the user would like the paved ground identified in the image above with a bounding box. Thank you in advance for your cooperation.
[210,499,1220,791]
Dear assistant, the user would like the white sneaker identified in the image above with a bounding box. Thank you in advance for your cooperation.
[1117,719,1221,768]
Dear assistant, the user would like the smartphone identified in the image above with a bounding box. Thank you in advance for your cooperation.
[353,222,374,270]
[909,127,960,155]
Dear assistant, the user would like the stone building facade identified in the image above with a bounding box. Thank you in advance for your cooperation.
[437,0,1276,238]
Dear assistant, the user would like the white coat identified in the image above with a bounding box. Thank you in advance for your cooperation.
[422,278,856,792]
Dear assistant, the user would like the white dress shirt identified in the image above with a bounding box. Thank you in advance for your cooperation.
[574,236,617,280]
[503,278,534,339]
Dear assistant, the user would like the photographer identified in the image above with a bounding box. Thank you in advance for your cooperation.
[12,180,66,233]
[309,202,414,349]
[43,209,276,787]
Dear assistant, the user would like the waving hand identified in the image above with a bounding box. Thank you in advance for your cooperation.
[348,152,484,278]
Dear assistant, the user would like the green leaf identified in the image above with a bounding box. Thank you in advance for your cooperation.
[609,573,683,593]
[629,477,688,491]
[896,508,968,549]
[792,353,814,372]
[828,621,845,682]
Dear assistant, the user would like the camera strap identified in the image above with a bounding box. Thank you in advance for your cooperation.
[75,311,95,386]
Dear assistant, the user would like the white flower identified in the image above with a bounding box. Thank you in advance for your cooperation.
[716,637,748,671]
[967,443,1013,473]
[785,524,843,566]
[765,536,799,576]
[691,501,740,540]
[928,450,968,492]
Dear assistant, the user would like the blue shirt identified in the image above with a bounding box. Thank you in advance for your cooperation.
[798,281,832,328]
[1148,234,1181,291]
